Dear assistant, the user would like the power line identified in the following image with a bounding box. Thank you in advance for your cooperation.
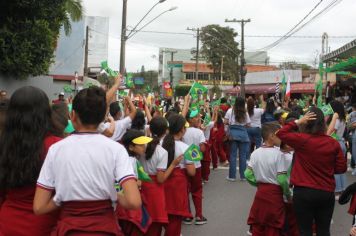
[92,28,356,40]
[258,0,325,51]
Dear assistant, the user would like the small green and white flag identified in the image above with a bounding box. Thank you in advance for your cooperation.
[320,104,334,116]
[203,114,211,127]
[184,144,203,162]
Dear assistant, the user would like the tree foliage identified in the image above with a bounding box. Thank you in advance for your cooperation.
[200,25,240,85]
[63,0,84,35]
[0,0,83,79]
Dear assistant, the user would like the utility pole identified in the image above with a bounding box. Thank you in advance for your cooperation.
[119,0,128,74]
[187,27,200,81]
[225,18,251,98]
[84,26,89,77]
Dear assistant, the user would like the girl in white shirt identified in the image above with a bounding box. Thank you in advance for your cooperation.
[162,114,196,236]
[141,116,183,236]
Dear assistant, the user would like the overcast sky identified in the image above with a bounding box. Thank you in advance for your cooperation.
[83,0,356,72]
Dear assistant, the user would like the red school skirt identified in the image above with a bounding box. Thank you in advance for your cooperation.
[248,183,286,234]
[141,175,168,224]
[164,168,192,218]
[0,186,58,236]
[116,192,152,234]
[53,200,123,236]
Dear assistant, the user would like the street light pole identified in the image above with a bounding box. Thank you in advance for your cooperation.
[119,0,174,75]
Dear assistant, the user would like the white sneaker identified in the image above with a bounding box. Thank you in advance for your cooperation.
[352,169,356,176]
[226,177,236,182]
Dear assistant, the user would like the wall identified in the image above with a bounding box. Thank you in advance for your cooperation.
[245,69,302,85]
[0,76,67,100]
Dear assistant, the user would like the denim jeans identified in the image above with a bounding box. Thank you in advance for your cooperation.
[335,140,347,192]
[229,140,250,179]
[246,127,262,149]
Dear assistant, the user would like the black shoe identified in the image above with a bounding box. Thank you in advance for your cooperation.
[183,217,193,225]
[194,216,207,225]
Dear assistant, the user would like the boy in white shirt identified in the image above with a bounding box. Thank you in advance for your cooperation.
[244,122,290,235]
[34,87,141,235]
[182,109,207,225]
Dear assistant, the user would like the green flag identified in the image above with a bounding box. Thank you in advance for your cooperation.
[101,60,118,78]
[320,103,334,116]
[145,85,152,93]
[297,99,305,108]
[210,99,221,107]
[125,73,134,88]
[281,71,286,93]
[136,161,152,182]
[190,103,199,111]
[203,114,211,126]
[316,63,324,108]
[63,85,73,93]
[189,82,208,98]
[330,132,340,141]
[229,97,236,106]
[118,90,128,97]
[184,144,203,162]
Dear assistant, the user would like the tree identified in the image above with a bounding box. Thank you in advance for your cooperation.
[0,0,83,79]
[200,25,240,85]
[63,0,84,35]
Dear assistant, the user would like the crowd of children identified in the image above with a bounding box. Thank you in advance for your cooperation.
[0,76,355,236]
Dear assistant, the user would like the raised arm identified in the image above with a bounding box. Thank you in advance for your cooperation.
[143,96,152,123]
[106,75,121,105]
[181,95,191,118]
[124,96,137,120]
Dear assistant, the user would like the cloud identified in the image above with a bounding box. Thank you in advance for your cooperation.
[83,0,356,71]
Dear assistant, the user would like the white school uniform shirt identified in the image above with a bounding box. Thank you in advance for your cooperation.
[248,146,289,185]
[224,108,251,126]
[109,116,132,141]
[182,127,206,168]
[140,145,168,175]
[203,121,215,140]
[334,119,346,139]
[175,140,194,169]
[37,133,135,206]
[249,108,264,128]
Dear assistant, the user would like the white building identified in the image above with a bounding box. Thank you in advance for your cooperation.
[50,16,109,76]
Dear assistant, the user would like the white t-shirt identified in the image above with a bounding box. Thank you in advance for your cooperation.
[249,108,264,128]
[140,145,168,175]
[225,108,251,126]
[109,116,132,141]
[203,121,215,140]
[334,119,346,139]
[175,140,194,169]
[97,122,110,133]
[37,133,135,206]
[248,146,289,185]
[182,127,206,168]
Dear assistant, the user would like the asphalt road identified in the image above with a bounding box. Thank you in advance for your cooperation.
[181,167,353,236]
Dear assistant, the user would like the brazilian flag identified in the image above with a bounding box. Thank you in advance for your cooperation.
[320,103,334,116]
[203,114,211,127]
[184,144,203,162]
[136,161,152,182]
[190,82,207,99]
[125,73,134,88]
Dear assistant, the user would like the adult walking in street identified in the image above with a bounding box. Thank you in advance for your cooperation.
[276,107,347,236]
